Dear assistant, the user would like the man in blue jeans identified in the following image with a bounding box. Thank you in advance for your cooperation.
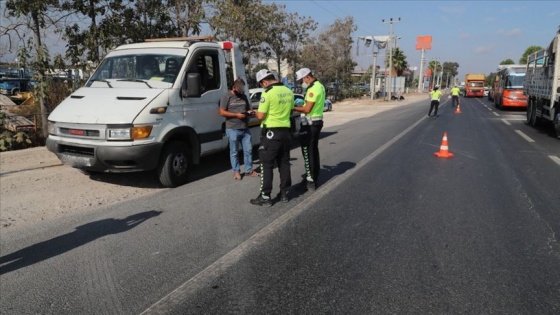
[219,78,258,180]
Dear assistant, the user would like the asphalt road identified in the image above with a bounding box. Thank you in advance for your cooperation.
[1,96,559,314]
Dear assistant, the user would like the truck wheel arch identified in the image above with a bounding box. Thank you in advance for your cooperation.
[161,126,201,165]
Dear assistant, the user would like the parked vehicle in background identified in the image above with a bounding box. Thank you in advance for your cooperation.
[487,86,494,101]
[492,65,527,109]
[0,68,33,96]
[464,73,485,97]
[324,98,332,112]
[524,31,560,138]
[47,37,262,188]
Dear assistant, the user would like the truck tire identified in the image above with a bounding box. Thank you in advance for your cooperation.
[526,99,533,124]
[527,99,539,126]
[157,140,190,188]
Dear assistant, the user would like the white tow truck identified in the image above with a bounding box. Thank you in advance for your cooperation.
[46,37,263,187]
[524,30,560,138]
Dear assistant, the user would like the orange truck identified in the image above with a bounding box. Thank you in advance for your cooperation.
[464,73,485,97]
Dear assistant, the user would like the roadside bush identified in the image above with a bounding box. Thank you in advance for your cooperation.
[0,130,33,151]
[0,111,40,151]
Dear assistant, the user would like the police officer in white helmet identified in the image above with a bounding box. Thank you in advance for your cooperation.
[250,69,294,206]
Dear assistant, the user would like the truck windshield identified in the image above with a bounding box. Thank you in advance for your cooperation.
[505,75,525,88]
[87,54,185,86]
[469,82,484,87]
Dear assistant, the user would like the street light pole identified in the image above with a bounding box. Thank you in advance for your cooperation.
[372,50,378,100]
[382,17,401,101]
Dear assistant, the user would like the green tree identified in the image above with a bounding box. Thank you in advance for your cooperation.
[441,61,459,87]
[208,0,271,79]
[63,0,179,67]
[4,0,60,139]
[302,17,356,85]
[384,47,408,76]
[499,58,515,65]
[269,11,316,80]
[519,46,542,64]
[486,72,496,87]
[168,0,207,37]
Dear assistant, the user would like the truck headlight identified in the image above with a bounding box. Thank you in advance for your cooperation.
[107,126,153,140]
[47,121,57,135]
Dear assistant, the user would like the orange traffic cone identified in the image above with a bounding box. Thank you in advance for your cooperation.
[434,132,454,158]
[455,104,462,114]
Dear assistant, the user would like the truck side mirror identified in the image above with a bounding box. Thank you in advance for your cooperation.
[182,73,201,98]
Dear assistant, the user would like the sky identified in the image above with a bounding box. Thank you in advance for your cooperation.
[1,0,558,81]
[268,0,560,79]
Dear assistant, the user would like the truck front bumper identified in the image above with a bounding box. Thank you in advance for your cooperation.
[46,137,163,172]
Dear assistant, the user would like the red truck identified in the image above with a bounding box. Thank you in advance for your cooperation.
[464,73,485,97]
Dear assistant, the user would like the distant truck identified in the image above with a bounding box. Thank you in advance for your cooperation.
[464,73,485,97]
[524,31,560,138]
[491,65,527,109]
[46,37,266,187]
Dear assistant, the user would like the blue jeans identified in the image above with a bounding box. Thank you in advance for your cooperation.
[226,128,253,173]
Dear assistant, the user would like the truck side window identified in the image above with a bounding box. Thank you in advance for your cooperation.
[185,51,221,95]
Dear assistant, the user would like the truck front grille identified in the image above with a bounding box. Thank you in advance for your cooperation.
[59,144,94,157]
[59,127,100,138]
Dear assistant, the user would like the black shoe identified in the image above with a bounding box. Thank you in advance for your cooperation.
[250,194,272,207]
[280,191,289,203]
[307,181,316,191]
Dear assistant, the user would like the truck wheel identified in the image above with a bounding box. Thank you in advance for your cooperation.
[157,140,189,188]
[526,100,532,124]
[528,100,538,126]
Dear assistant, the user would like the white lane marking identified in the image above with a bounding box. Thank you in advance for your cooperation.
[493,112,500,117]
[549,155,560,166]
[141,115,428,314]
[515,130,535,142]
[501,119,511,126]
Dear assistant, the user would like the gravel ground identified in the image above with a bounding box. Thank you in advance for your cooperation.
[0,93,426,232]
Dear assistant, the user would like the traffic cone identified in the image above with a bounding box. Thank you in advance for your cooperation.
[434,132,454,158]
[455,104,462,114]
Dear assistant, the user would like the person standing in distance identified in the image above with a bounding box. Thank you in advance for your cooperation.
[219,78,258,180]
[428,85,442,118]
[293,68,325,191]
[250,69,294,206]
[450,84,460,107]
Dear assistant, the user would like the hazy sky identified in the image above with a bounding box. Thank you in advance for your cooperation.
[2,0,558,80]
[270,0,559,78]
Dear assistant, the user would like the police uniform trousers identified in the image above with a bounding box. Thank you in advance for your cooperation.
[259,128,292,196]
[299,120,323,182]
[428,100,440,117]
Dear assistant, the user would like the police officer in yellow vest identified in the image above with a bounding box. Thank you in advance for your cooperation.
[293,68,325,191]
[450,84,460,107]
[428,85,442,118]
[250,69,294,206]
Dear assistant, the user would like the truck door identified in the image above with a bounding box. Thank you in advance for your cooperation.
[182,48,228,152]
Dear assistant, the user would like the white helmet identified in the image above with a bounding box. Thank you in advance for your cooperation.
[295,68,311,81]
[256,69,274,83]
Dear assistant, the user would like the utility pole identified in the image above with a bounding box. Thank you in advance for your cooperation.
[417,49,425,92]
[382,17,401,101]
[357,36,385,100]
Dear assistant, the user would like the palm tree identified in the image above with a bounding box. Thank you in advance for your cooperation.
[385,47,409,76]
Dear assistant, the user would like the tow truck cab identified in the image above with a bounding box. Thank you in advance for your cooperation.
[46,37,260,187]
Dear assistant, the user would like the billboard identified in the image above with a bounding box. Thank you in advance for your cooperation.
[416,36,432,50]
